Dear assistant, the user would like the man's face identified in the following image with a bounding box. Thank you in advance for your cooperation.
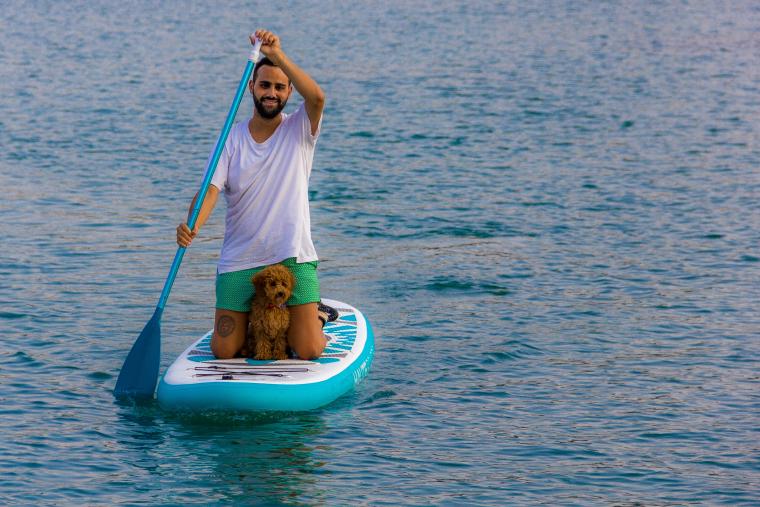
[250,65,292,119]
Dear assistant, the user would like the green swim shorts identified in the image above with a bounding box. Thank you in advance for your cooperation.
[216,258,320,312]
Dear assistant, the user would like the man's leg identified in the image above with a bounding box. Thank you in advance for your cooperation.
[210,308,249,359]
[287,303,326,359]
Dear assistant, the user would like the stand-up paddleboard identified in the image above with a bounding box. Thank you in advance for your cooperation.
[157,299,373,412]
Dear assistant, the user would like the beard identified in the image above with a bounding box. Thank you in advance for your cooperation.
[253,94,287,119]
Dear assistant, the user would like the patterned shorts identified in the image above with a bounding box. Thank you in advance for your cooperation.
[215,258,320,312]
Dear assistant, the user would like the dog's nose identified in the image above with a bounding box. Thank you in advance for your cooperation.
[277,291,285,299]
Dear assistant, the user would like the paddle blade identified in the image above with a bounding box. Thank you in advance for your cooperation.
[114,307,163,399]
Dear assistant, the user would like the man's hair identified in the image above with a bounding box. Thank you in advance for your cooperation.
[252,57,290,85]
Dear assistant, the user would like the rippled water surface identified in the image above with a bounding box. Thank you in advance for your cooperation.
[2,1,759,505]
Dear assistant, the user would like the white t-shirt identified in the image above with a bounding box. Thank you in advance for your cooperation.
[209,103,320,274]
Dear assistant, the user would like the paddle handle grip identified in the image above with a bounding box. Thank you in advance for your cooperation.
[157,57,256,310]
[249,37,262,62]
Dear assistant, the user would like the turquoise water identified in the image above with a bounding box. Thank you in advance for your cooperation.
[2,1,759,505]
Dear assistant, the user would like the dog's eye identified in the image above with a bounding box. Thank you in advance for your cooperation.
[270,281,277,288]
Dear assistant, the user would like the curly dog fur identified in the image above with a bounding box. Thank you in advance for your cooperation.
[240,264,295,360]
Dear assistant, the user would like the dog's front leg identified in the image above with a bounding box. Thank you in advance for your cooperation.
[254,333,274,360]
[273,332,289,360]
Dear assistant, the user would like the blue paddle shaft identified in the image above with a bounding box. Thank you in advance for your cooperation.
[157,60,254,310]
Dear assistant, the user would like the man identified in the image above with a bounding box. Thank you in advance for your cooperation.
[176,29,328,360]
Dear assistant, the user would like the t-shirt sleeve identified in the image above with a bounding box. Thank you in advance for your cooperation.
[209,128,234,191]
[293,102,322,145]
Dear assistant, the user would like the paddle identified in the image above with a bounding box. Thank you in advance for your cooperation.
[114,37,263,399]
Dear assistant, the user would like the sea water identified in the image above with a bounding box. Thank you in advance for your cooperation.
[1,1,758,505]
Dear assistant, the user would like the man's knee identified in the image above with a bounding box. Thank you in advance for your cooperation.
[210,310,247,359]
[211,338,239,360]
[292,333,326,360]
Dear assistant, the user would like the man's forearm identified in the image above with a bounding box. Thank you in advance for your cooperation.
[269,50,324,107]
[186,186,219,231]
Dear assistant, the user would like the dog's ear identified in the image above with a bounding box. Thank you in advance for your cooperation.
[251,269,267,288]
[275,265,295,289]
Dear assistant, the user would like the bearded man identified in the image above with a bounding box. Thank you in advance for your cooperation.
[176,29,332,360]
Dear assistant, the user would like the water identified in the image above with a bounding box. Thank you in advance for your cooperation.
[1,1,759,505]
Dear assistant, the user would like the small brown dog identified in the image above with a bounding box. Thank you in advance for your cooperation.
[241,264,295,360]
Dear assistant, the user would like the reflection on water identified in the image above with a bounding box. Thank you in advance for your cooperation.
[112,404,330,505]
[167,412,329,505]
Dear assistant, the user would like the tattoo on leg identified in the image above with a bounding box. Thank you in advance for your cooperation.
[216,315,235,337]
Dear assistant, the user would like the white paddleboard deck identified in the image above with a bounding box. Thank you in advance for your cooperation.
[157,298,374,412]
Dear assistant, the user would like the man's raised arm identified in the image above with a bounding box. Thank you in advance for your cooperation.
[252,30,325,135]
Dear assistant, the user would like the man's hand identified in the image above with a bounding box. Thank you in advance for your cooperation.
[177,187,217,247]
[177,223,197,247]
[252,30,283,62]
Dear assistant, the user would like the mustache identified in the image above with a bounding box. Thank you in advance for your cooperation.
[253,94,287,119]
